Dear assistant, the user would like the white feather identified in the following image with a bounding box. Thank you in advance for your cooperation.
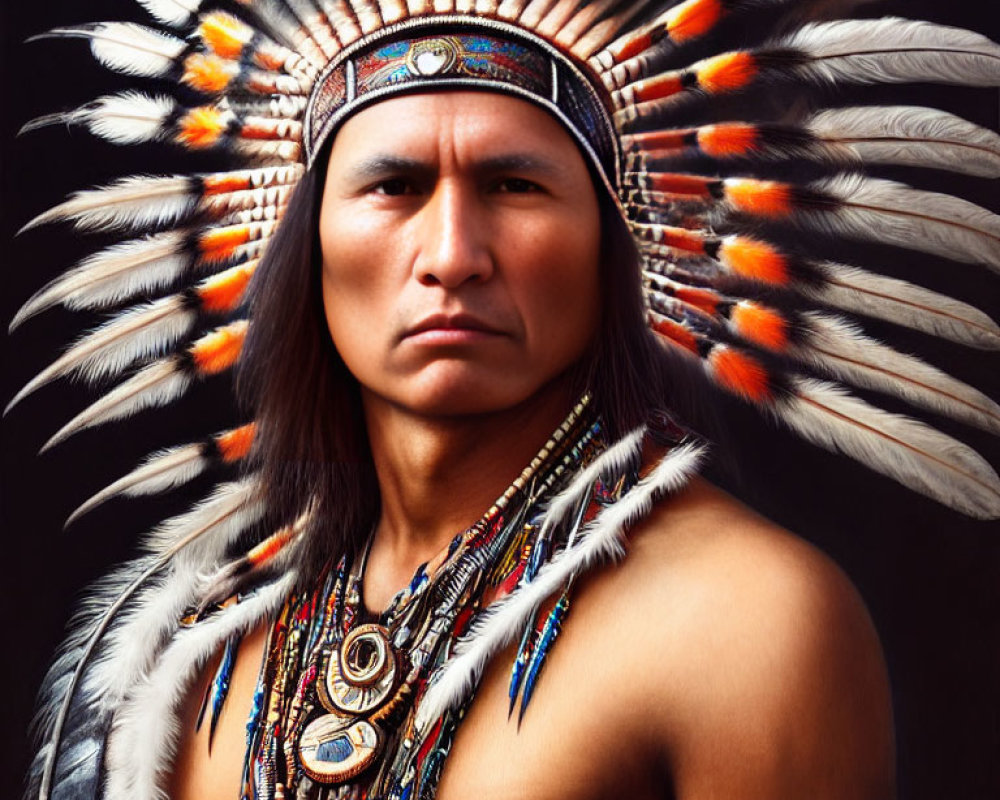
[803,260,1000,350]
[103,574,293,800]
[810,175,1000,268]
[21,176,196,233]
[41,360,191,452]
[795,312,1000,433]
[784,17,1000,87]
[43,23,186,77]
[10,231,190,330]
[136,0,203,27]
[415,441,706,731]
[5,297,194,414]
[809,106,1000,178]
[84,479,264,714]
[66,442,210,526]
[780,378,1000,519]
[76,92,176,144]
[535,426,645,543]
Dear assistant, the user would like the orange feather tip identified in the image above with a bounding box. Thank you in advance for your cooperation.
[182,54,239,94]
[198,12,252,60]
[196,262,257,313]
[189,321,248,375]
[674,286,720,314]
[665,0,724,43]
[214,422,256,463]
[176,106,230,148]
[651,316,699,353]
[198,225,253,262]
[202,174,253,195]
[696,123,759,158]
[630,73,685,104]
[708,345,772,402]
[729,302,789,351]
[724,179,792,217]
[717,237,789,285]
[696,51,757,94]
[247,524,297,568]
[645,173,714,199]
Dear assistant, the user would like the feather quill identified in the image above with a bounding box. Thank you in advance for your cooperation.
[777,378,1000,519]
[783,17,1000,88]
[5,296,194,413]
[10,232,191,330]
[794,313,1000,433]
[34,23,187,78]
[803,261,1000,350]
[805,175,1000,268]
[809,106,1000,178]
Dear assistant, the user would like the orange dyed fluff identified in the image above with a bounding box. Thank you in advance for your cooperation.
[177,106,229,149]
[199,225,252,262]
[730,302,789,351]
[696,51,758,94]
[651,318,699,354]
[718,237,788,285]
[199,12,250,60]
[710,346,771,402]
[697,123,759,158]
[725,179,792,217]
[190,321,248,375]
[196,262,256,313]
[182,54,236,94]
[647,173,713,198]
[666,0,722,43]
[215,422,256,463]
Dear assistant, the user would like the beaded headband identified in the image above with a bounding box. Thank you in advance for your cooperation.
[303,16,620,196]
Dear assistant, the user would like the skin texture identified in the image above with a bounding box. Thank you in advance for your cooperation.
[169,93,894,799]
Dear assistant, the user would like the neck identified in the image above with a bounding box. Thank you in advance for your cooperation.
[361,379,579,611]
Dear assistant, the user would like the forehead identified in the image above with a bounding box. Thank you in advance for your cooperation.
[328,91,588,166]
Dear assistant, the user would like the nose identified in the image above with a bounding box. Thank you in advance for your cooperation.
[412,180,494,288]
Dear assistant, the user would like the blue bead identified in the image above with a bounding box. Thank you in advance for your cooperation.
[316,734,354,763]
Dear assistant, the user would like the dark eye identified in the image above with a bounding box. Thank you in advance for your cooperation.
[496,177,540,194]
[373,178,414,196]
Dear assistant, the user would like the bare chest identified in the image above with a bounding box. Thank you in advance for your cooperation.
[435,643,668,800]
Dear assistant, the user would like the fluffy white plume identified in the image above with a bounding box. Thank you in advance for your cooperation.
[780,378,1000,519]
[136,0,203,27]
[66,442,209,526]
[23,92,176,145]
[41,23,187,78]
[10,231,190,330]
[41,360,191,452]
[784,17,1000,87]
[795,313,1000,433]
[804,261,1000,350]
[809,106,1000,178]
[83,479,264,713]
[103,574,293,800]
[810,175,1000,268]
[21,176,196,233]
[6,297,194,414]
[535,426,646,543]
[415,441,706,731]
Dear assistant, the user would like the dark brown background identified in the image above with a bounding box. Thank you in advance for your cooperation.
[2,1,998,797]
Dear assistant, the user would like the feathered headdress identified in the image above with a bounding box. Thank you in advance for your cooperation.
[6,0,999,798]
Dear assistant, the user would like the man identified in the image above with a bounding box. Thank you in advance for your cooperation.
[168,91,892,800]
[12,2,996,799]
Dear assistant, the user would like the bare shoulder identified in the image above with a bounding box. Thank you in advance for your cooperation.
[577,477,895,799]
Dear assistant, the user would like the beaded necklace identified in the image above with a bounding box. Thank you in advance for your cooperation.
[243,397,614,799]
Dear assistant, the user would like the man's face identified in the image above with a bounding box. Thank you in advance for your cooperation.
[319,91,602,417]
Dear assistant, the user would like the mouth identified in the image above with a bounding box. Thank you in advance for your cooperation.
[402,313,505,343]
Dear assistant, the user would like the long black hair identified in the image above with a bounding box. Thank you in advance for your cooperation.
[239,152,716,577]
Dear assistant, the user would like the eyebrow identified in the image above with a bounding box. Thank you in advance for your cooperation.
[342,152,570,183]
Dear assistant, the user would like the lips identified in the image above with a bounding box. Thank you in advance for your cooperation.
[402,313,504,340]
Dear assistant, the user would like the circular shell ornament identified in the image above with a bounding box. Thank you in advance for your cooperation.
[298,714,382,783]
[319,624,397,715]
